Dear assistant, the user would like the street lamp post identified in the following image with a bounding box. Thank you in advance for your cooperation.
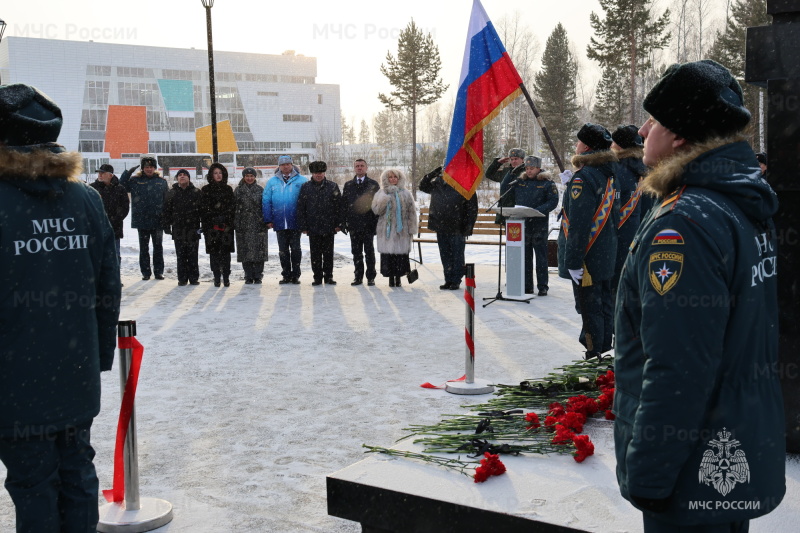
[201,1,218,162]
[0,19,7,84]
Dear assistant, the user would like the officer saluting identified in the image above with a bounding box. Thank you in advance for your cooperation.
[557,123,619,359]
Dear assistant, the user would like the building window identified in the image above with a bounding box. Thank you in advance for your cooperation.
[168,117,196,132]
[79,140,105,152]
[318,94,323,104]
[280,75,314,84]
[301,142,316,149]
[258,91,279,97]
[148,141,197,153]
[84,81,110,105]
[118,82,161,106]
[161,69,198,81]
[80,110,107,131]
[86,65,111,76]
[117,66,155,78]
[237,141,292,151]
[283,114,313,122]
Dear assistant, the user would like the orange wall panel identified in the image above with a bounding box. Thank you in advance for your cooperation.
[196,120,238,154]
[105,106,149,159]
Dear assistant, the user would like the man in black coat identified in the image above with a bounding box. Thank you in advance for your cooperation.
[418,165,479,290]
[162,169,202,286]
[341,159,380,285]
[89,163,129,266]
[297,161,343,285]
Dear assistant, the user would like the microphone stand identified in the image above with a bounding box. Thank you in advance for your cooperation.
[483,177,534,307]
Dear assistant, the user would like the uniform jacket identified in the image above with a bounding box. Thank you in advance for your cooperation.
[613,147,648,284]
[372,173,418,255]
[297,178,343,236]
[201,170,236,255]
[234,179,268,263]
[341,175,380,235]
[262,165,308,231]
[0,147,120,437]
[418,168,478,236]
[557,150,619,281]
[499,171,559,232]
[162,182,202,241]
[89,175,130,239]
[613,138,784,525]
[119,167,168,230]
[485,157,525,223]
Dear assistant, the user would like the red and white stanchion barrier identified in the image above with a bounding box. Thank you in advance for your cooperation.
[445,264,495,395]
[97,320,173,532]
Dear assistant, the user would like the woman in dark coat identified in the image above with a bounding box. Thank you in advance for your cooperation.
[234,167,268,284]
[201,163,236,287]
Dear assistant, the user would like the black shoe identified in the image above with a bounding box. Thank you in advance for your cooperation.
[223,280,230,287]
[142,275,151,281]
[245,279,254,284]
[178,281,188,286]
[279,277,291,284]
[312,279,323,286]
[448,283,460,290]
[254,279,262,284]
[155,274,165,280]
[395,277,402,287]
[214,281,221,287]
[367,279,375,286]
[439,283,451,290]
[351,279,363,286]
[325,278,337,285]
[538,289,548,296]
[189,280,200,285]
[389,277,396,287]
[291,278,301,285]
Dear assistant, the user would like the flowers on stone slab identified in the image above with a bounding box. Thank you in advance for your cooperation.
[473,452,506,483]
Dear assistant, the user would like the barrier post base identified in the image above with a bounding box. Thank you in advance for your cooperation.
[445,379,494,395]
[97,497,173,533]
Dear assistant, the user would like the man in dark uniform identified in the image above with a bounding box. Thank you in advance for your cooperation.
[0,84,120,532]
[418,165,478,290]
[557,123,619,358]
[485,148,526,223]
[613,59,785,533]
[500,156,559,295]
[297,161,343,286]
[90,163,129,268]
[341,159,379,286]
[610,125,647,296]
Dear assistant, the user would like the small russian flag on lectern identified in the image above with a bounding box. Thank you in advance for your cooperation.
[442,0,524,199]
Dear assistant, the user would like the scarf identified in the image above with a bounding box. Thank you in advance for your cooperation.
[385,190,404,238]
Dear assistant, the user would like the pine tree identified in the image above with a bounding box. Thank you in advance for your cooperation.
[379,19,448,196]
[592,65,628,127]
[588,0,671,124]
[533,23,581,164]
[708,0,769,148]
[358,119,371,145]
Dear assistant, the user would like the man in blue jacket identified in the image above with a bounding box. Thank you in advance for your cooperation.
[614,60,785,532]
[263,155,308,284]
[120,155,168,280]
[0,84,121,532]
[501,156,559,296]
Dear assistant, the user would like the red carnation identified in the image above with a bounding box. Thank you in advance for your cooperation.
[548,402,566,417]
[473,465,490,483]
[552,425,575,445]
[567,395,599,416]
[572,434,595,462]
[525,412,541,429]
[544,415,559,429]
[605,410,616,420]
[473,452,506,482]
[596,391,614,411]
[596,370,615,393]
[561,411,587,433]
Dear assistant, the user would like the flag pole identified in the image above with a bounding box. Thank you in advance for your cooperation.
[518,83,565,173]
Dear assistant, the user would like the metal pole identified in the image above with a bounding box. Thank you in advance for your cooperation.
[446,264,494,395]
[464,263,476,383]
[205,5,218,162]
[117,320,141,511]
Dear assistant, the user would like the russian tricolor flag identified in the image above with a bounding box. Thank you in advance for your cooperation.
[443,0,524,199]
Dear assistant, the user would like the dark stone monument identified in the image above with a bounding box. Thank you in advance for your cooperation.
[746,0,800,453]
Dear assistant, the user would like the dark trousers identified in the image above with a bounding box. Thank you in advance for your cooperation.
[175,238,199,283]
[137,228,163,277]
[0,421,98,533]
[209,252,231,281]
[309,234,335,281]
[643,515,749,533]
[243,261,264,281]
[437,232,466,286]
[526,224,549,293]
[350,232,376,281]
[276,229,302,280]
[571,278,613,354]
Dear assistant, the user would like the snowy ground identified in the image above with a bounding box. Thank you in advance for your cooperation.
[1,217,798,532]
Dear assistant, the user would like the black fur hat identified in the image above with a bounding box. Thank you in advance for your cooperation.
[612,125,643,148]
[756,152,767,166]
[643,60,750,143]
[308,161,327,173]
[0,84,64,151]
[577,123,612,151]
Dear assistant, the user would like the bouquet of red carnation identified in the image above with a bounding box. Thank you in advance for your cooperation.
[473,452,507,483]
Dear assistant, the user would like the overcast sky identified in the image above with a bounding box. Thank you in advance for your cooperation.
[3,0,719,131]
